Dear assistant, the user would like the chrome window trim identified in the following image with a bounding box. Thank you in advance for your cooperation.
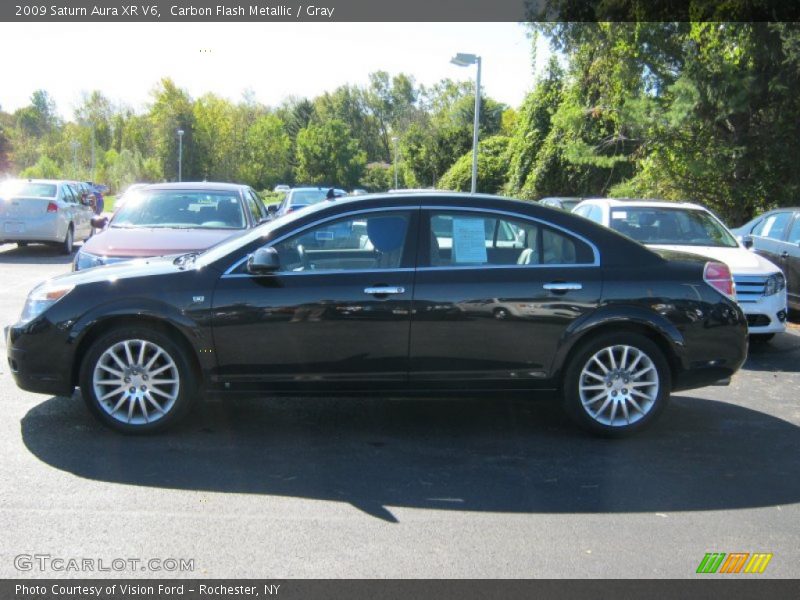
[222,205,419,277]
[423,205,601,267]
[221,202,601,278]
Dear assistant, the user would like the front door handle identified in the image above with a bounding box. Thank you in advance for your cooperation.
[781,251,790,259]
[543,282,583,292]
[364,286,405,295]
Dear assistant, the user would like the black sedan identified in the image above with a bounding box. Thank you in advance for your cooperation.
[6,193,748,436]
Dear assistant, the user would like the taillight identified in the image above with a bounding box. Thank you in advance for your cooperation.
[704,261,735,300]
[46,202,58,213]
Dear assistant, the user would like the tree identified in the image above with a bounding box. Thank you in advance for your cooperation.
[294,120,367,188]
[239,114,293,190]
[438,136,511,194]
[149,78,195,181]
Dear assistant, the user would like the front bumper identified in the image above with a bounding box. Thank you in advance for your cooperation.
[738,290,787,335]
[6,321,75,396]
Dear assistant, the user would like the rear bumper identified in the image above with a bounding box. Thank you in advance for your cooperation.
[1,216,62,243]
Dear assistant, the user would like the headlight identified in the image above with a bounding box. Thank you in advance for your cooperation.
[763,272,786,297]
[73,250,104,271]
[19,284,75,324]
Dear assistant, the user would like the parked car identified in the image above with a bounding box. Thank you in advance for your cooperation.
[7,192,747,436]
[72,182,269,271]
[273,184,291,194]
[539,197,583,212]
[275,186,347,216]
[573,198,787,340]
[0,178,94,253]
[732,208,800,311]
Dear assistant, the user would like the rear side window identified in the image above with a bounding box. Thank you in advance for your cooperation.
[427,211,594,267]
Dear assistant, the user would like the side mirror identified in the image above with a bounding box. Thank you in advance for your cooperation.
[246,247,280,274]
[91,215,109,229]
[742,235,754,249]
[267,205,278,215]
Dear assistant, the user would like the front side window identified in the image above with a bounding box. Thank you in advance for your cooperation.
[271,211,410,272]
[428,211,594,267]
[755,211,792,240]
[786,215,800,245]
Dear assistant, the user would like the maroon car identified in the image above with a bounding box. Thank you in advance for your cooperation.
[73,182,270,271]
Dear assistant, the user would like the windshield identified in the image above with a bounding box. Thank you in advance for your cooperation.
[289,189,342,206]
[111,190,246,229]
[0,181,57,198]
[608,206,738,248]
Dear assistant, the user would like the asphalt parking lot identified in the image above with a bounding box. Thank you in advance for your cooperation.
[1,241,799,578]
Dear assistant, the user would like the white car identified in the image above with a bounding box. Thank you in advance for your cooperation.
[0,178,94,254]
[573,199,788,340]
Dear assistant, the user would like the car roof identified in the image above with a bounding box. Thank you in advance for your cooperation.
[579,198,708,211]
[142,181,248,192]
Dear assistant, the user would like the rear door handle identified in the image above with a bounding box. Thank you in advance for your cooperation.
[364,286,405,295]
[543,282,583,292]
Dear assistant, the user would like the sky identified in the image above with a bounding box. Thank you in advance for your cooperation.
[0,22,550,120]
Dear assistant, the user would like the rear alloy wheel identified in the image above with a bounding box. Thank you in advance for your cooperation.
[80,327,196,433]
[61,225,74,255]
[564,333,670,436]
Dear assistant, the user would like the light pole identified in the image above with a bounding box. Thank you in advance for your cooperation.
[391,136,399,189]
[177,129,184,182]
[70,140,79,179]
[450,52,481,194]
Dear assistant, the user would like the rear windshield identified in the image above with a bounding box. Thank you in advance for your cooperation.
[0,181,57,198]
[112,190,246,229]
[608,207,738,248]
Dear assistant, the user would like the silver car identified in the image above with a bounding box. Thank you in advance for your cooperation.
[0,179,94,254]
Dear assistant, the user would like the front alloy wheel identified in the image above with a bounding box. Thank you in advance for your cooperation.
[80,327,196,433]
[564,333,670,436]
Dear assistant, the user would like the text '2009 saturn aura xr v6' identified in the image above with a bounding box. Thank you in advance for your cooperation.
[6,193,748,436]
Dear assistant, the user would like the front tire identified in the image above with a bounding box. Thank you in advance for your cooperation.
[79,326,197,434]
[563,332,671,437]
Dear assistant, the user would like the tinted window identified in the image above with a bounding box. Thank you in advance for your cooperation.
[755,211,792,240]
[245,190,265,222]
[271,212,410,272]
[428,211,593,267]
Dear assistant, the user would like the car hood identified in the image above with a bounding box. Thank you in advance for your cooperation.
[47,254,191,289]
[81,227,238,258]
[647,244,781,275]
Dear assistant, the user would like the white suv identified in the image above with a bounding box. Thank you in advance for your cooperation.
[573,199,788,340]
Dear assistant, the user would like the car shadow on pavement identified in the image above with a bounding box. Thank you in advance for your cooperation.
[745,331,800,373]
[20,393,800,522]
[0,244,77,265]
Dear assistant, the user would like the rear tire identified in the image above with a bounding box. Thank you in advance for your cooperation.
[61,225,74,255]
[563,332,671,437]
[79,326,197,434]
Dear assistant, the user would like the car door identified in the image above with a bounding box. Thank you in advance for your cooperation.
[211,208,419,392]
[780,212,800,309]
[750,210,793,265]
[409,207,603,390]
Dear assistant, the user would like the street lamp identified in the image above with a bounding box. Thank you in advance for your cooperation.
[177,129,185,182]
[70,140,79,179]
[391,136,399,189]
[450,52,481,194]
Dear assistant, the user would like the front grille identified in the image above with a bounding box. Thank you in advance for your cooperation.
[733,275,767,303]
[746,314,771,327]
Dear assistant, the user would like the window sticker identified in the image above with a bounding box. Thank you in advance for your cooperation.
[452,217,488,263]
[611,211,627,219]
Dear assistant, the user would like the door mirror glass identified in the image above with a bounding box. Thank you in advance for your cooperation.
[247,247,280,274]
